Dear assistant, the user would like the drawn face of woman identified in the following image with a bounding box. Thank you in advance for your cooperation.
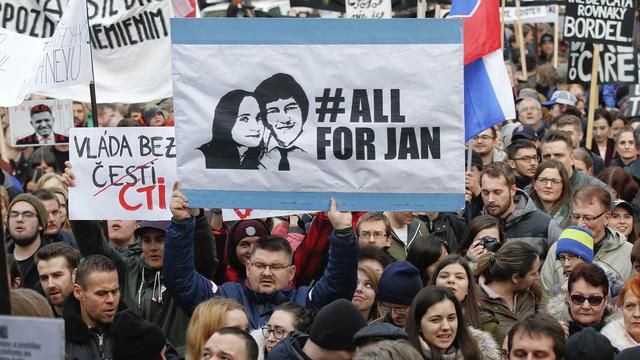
[231,96,264,148]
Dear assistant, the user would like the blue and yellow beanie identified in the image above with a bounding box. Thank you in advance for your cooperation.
[555,226,594,263]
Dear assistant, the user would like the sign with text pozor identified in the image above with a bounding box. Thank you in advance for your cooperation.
[563,0,636,46]
[69,127,177,220]
[172,19,465,211]
[0,316,64,360]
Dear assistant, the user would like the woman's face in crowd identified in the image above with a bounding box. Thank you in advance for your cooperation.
[435,264,469,303]
[617,131,637,161]
[573,159,591,175]
[235,236,260,267]
[264,310,295,352]
[609,207,634,237]
[54,193,67,224]
[425,245,448,281]
[610,119,625,139]
[352,270,376,313]
[420,299,458,352]
[141,229,165,269]
[473,226,500,243]
[622,290,640,342]
[569,278,607,327]
[516,257,540,292]
[533,168,563,204]
[231,96,264,148]
[224,308,249,331]
[592,118,610,144]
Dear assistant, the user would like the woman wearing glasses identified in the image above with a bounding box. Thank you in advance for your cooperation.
[545,263,616,336]
[529,160,572,228]
[259,303,312,354]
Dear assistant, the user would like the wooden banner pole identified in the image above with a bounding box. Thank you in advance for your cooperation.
[553,5,559,69]
[501,0,506,51]
[515,0,528,81]
[586,44,601,150]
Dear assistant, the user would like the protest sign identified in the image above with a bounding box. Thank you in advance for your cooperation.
[625,84,640,118]
[345,0,392,18]
[173,19,465,211]
[69,127,177,220]
[503,0,562,6]
[0,316,64,359]
[9,99,73,147]
[568,42,637,84]
[0,28,45,107]
[500,5,555,24]
[563,0,636,46]
[222,209,311,221]
[0,0,173,103]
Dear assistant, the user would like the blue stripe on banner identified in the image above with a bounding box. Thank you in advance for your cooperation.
[464,57,506,141]
[171,18,462,45]
[181,190,464,212]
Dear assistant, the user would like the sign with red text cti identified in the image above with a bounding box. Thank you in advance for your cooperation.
[68,127,176,220]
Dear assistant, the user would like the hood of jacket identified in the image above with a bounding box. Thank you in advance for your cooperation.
[504,190,539,226]
[468,326,501,360]
[543,293,616,332]
[265,331,309,360]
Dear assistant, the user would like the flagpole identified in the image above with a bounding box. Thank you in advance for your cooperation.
[501,0,506,51]
[83,0,98,128]
[515,0,528,82]
[586,44,601,150]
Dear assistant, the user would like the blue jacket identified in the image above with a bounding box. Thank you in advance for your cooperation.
[164,217,359,329]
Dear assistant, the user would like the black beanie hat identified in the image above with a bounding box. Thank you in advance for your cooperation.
[377,261,423,305]
[565,328,618,360]
[8,193,48,232]
[309,299,366,351]
[112,310,166,360]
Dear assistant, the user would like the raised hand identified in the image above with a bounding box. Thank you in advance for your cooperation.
[170,182,199,220]
[327,198,352,230]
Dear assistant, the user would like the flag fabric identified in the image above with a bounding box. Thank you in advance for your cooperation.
[450,0,516,140]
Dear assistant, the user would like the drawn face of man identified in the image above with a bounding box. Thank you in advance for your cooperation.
[264,97,303,148]
[30,111,54,138]
[231,97,264,148]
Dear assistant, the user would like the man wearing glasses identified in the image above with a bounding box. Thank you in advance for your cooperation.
[544,263,615,336]
[506,139,539,189]
[6,194,49,291]
[541,186,632,293]
[471,127,505,166]
[355,212,398,259]
[518,96,547,138]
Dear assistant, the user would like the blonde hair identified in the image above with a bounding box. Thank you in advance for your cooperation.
[185,298,247,360]
[10,288,54,318]
[36,173,65,191]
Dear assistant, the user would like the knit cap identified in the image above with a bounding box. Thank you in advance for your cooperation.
[377,261,423,305]
[309,299,366,351]
[353,322,408,346]
[555,226,594,263]
[231,220,270,244]
[8,193,48,231]
[565,327,618,360]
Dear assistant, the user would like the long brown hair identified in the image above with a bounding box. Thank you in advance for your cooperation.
[358,264,382,321]
[529,159,572,216]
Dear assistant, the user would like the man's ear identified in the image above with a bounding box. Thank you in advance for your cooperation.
[288,265,296,282]
[511,184,517,197]
[507,160,517,169]
[73,283,82,301]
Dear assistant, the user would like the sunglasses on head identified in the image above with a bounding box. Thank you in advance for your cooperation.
[570,294,604,306]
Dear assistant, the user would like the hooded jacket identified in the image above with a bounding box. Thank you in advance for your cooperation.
[71,213,218,356]
[543,292,617,336]
[540,228,633,293]
[388,218,428,260]
[487,189,562,260]
[163,217,358,330]
[601,314,640,351]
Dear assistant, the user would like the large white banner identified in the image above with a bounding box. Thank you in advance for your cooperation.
[69,127,177,220]
[0,0,172,103]
[173,19,465,211]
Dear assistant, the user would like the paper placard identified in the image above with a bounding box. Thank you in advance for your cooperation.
[9,99,73,147]
[0,315,64,360]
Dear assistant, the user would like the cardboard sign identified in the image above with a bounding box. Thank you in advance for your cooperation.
[345,0,392,19]
[0,316,64,359]
[625,84,640,117]
[9,99,73,147]
[567,42,637,84]
[0,0,173,104]
[222,209,310,221]
[563,0,636,46]
[499,6,556,24]
[69,127,177,220]
[173,19,465,211]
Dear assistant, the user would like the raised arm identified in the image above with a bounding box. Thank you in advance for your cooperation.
[193,209,219,280]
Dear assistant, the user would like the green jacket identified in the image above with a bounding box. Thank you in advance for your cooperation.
[72,213,218,356]
[388,218,428,260]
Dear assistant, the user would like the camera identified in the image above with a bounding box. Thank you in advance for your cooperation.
[478,236,501,253]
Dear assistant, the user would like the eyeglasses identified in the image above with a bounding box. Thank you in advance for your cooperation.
[570,294,604,306]
[380,305,409,315]
[250,262,290,272]
[473,135,494,142]
[557,254,581,263]
[536,177,562,186]
[513,155,539,163]
[518,106,540,113]
[358,231,388,241]
[570,211,608,223]
[261,326,289,340]
[9,211,37,220]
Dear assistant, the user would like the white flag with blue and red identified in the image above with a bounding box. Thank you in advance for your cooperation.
[450,0,516,140]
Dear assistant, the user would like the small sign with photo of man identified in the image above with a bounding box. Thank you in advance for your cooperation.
[9,99,73,147]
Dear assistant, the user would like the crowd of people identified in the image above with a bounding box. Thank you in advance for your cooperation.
[3,7,640,360]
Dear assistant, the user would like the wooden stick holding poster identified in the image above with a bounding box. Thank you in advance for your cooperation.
[515,0,528,81]
[501,0,506,50]
[553,5,559,69]
[586,44,601,150]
